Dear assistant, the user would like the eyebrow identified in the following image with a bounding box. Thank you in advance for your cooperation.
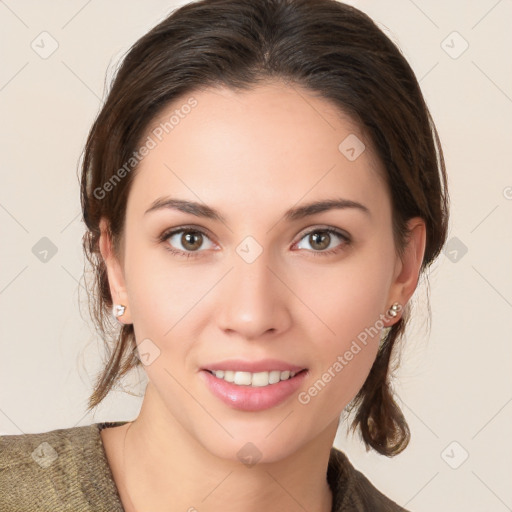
[144,196,370,222]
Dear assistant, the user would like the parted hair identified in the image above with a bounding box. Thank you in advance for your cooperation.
[80,0,449,456]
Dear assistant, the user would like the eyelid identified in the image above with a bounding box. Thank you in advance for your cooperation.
[159,224,214,239]
[295,224,350,241]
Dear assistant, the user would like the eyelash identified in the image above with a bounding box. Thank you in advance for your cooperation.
[157,225,351,259]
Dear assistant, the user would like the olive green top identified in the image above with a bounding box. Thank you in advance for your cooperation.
[0,421,409,511]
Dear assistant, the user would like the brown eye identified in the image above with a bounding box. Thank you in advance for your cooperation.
[308,231,331,251]
[295,228,350,255]
[161,228,216,256]
[180,231,203,251]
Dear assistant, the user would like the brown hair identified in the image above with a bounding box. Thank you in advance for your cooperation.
[80,0,449,457]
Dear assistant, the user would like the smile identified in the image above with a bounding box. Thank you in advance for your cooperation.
[201,368,309,412]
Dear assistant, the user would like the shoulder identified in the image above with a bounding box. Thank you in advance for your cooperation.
[328,447,411,512]
[0,422,125,511]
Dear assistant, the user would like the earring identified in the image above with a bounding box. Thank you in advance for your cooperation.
[113,304,126,319]
[387,302,401,318]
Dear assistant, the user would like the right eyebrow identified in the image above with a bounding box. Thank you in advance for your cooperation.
[144,197,227,223]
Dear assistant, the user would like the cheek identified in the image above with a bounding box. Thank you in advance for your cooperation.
[296,245,394,344]
[123,240,190,336]
[124,241,218,365]
[293,244,393,408]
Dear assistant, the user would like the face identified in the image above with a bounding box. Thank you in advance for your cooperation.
[101,81,425,463]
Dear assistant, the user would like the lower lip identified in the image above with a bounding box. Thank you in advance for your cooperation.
[200,369,308,412]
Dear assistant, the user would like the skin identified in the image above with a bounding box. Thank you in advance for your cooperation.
[98,80,426,512]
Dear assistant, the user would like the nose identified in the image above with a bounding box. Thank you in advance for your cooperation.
[216,251,292,340]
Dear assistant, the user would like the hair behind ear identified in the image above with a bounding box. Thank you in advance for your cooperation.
[345,317,410,456]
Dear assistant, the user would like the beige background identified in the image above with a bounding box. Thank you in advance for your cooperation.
[1,1,511,510]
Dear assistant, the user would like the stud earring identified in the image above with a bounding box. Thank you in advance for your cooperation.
[387,302,401,317]
[113,304,126,319]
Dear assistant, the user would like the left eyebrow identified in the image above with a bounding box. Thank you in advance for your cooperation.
[143,196,370,222]
[283,198,371,221]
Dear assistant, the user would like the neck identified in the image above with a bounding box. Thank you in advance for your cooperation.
[119,383,336,512]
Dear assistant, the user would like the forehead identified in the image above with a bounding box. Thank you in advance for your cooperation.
[127,81,389,220]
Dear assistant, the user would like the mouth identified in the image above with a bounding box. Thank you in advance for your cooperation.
[200,367,309,412]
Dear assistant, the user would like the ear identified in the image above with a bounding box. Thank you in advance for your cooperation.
[99,217,132,325]
[384,217,426,326]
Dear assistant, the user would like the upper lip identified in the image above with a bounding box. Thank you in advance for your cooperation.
[201,359,307,373]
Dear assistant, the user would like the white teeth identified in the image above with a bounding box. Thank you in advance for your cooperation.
[268,370,281,384]
[223,370,235,382]
[211,369,299,387]
[234,371,252,385]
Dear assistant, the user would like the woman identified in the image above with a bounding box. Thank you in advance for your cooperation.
[0,0,448,510]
